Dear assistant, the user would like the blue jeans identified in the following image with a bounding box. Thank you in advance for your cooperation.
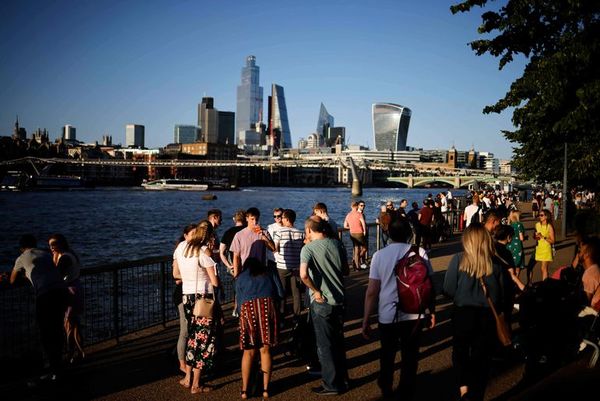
[310,301,347,392]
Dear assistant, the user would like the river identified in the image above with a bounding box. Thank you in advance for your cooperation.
[0,186,466,268]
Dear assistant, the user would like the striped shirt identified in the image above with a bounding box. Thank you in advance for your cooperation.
[273,227,305,270]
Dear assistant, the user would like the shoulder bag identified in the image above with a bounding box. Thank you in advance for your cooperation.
[479,277,512,347]
[193,258,214,319]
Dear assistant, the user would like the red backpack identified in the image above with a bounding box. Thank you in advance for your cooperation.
[395,245,433,315]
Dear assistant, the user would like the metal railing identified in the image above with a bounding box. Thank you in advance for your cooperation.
[1,208,466,360]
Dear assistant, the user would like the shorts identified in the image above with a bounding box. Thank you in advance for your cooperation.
[350,233,367,247]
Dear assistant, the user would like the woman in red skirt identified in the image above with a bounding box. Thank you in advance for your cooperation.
[235,257,284,399]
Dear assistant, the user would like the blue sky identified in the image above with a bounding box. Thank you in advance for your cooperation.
[0,0,524,159]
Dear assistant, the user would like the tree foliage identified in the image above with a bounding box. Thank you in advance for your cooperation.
[452,0,600,188]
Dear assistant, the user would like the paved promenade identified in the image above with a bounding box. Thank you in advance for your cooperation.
[3,204,599,401]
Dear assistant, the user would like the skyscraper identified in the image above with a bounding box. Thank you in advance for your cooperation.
[316,103,334,137]
[236,55,263,145]
[372,103,411,152]
[198,97,219,143]
[269,84,292,149]
[125,124,145,148]
[63,125,76,141]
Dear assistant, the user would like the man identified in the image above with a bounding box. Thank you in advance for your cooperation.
[300,217,349,395]
[273,209,305,320]
[482,210,502,236]
[580,236,600,310]
[416,199,434,250]
[362,217,436,399]
[207,209,223,259]
[267,208,285,270]
[313,202,339,238]
[231,207,275,277]
[10,234,68,382]
[463,193,482,228]
[397,199,408,217]
[219,210,247,275]
[377,205,392,246]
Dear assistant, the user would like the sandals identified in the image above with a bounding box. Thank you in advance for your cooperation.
[191,385,212,394]
[179,378,191,388]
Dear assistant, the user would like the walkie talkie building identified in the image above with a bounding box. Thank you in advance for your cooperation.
[372,103,411,151]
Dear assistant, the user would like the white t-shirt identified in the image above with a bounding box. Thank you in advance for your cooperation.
[173,241,216,295]
[369,243,433,323]
[463,204,481,227]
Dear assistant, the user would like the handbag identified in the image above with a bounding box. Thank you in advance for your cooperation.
[479,278,512,347]
[192,260,214,319]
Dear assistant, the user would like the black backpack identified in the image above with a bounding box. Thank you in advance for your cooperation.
[470,205,482,226]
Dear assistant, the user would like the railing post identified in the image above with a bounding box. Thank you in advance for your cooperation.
[112,268,120,342]
[160,261,167,328]
[376,222,381,251]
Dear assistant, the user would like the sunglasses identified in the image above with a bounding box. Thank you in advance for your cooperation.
[273,215,282,218]
[539,214,546,217]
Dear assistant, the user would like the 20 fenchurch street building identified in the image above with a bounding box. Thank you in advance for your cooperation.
[372,103,412,152]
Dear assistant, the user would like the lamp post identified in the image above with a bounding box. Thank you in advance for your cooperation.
[561,142,567,239]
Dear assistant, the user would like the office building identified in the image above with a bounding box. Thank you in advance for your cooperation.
[198,97,219,143]
[174,125,198,144]
[125,124,145,148]
[327,126,345,147]
[372,103,411,152]
[218,111,235,145]
[63,125,76,141]
[269,84,292,149]
[236,55,264,145]
[316,103,334,137]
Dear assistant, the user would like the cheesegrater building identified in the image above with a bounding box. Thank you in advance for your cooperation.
[372,103,411,152]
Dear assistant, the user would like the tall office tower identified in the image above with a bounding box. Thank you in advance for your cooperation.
[174,125,198,144]
[125,124,145,148]
[197,97,219,143]
[218,111,235,145]
[269,84,292,149]
[372,103,411,151]
[63,125,76,141]
[327,126,345,147]
[316,103,334,137]
[236,55,264,145]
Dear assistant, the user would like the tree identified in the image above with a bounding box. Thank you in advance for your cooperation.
[452,0,600,188]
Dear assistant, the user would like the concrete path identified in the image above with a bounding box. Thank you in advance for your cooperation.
[3,202,598,401]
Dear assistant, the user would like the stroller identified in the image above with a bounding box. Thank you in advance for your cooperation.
[516,276,586,380]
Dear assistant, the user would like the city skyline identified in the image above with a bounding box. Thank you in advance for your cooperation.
[0,0,525,159]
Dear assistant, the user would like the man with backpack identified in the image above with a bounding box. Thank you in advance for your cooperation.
[361,216,436,399]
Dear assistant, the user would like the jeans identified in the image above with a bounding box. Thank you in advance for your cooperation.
[177,303,188,361]
[378,320,422,399]
[310,301,347,392]
[36,288,68,374]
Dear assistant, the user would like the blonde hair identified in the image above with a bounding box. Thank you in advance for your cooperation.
[184,220,214,257]
[459,225,495,278]
[508,209,521,223]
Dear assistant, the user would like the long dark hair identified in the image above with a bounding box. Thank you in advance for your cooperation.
[175,224,196,250]
[49,233,80,263]
[244,257,267,277]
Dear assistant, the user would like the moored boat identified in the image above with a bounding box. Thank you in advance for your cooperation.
[141,179,209,191]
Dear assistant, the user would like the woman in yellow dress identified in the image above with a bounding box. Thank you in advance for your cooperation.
[532,209,555,282]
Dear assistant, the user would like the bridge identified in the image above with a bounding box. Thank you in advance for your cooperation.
[0,156,514,188]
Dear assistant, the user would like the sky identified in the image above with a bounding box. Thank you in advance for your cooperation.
[0,0,525,159]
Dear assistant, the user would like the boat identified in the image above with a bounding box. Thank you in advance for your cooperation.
[141,179,209,191]
[1,169,84,190]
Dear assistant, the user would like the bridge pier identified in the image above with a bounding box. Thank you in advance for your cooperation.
[454,177,460,189]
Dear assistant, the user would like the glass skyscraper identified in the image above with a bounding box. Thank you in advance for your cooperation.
[270,84,292,149]
[372,103,411,152]
[236,55,263,145]
[174,125,198,144]
[316,102,334,136]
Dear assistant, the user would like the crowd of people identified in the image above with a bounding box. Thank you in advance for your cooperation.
[5,189,599,400]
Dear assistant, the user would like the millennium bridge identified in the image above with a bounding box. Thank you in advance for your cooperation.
[0,156,515,188]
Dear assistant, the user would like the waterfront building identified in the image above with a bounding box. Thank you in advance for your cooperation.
[236,55,264,146]
[372,103,411,152]
[306,133,322,149]
[180,142,238,160]
[174,125,199,144]
[268,84,292,149]
[63,125,76,141]
[125,124,145,148]
[478,151,500,173]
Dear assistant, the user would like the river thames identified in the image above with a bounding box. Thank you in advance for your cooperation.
[0,186,466,268]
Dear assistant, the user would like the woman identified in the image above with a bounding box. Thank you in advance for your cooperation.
[235,257,283,400]
[48,233,84,364]
[173,220,219,394]
[533,209,555,282]
[506,209,526,276]
[344,201,368,270]
[443,225,505,401]
[172,224,196,374]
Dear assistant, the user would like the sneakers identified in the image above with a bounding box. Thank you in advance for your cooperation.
[359,263,368,270]
[311,386,339,396]
[232,308,239,318]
